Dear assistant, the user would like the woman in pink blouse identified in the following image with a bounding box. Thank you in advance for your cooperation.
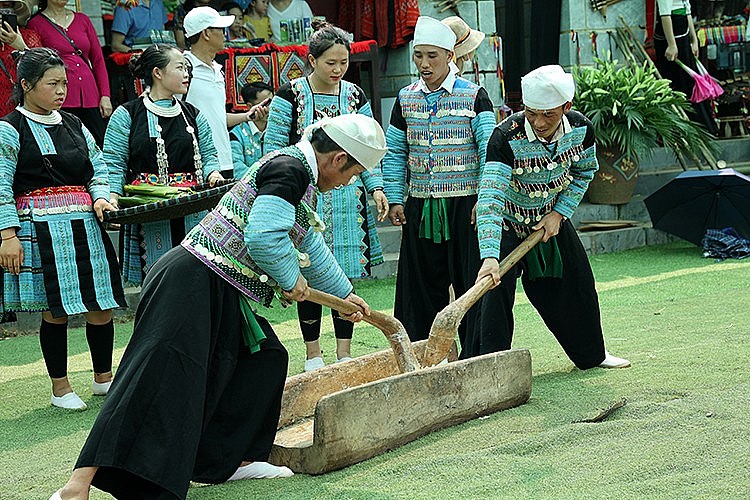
[27,0,112,146]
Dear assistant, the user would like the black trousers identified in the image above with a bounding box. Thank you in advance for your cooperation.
[394,195,481,351]
[471,220,606,369]
[76,246,288,499]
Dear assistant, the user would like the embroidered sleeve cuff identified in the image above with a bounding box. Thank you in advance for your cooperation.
[244,195,302,291]
[88,184,111,202]
[0,206,20,231]
[551,199,576,220]
[360,168,383,194]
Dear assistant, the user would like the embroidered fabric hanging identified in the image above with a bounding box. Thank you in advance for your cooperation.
[141,94,204,184]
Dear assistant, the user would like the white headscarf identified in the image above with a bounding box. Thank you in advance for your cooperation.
[413,16,456,51]
[521,65,575,110]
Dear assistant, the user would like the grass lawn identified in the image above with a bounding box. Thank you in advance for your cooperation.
[1,242,749,499]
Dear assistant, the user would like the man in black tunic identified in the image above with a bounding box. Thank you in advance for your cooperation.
[52,114,388,500]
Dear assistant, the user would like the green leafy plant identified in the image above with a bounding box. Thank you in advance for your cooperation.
[573,57,716,162]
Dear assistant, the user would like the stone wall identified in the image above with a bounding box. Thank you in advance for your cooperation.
[559,0,646,68]
[76,0,105,44]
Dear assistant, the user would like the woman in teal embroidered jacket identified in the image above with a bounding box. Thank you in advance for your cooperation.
[0,48,126,411]
[264,22,389,370]
[104,44,223,286]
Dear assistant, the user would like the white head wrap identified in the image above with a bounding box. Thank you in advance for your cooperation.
[413,16,456,51]
[304,114,387,171]
[521,65,576,110]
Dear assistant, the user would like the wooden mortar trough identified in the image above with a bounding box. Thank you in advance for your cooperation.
[269,342,531,474]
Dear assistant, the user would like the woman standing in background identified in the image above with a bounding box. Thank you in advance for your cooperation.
[654,0,718,134]
[104,44,223,286]
[265,22,388,371]
[0,48,125,411]
[0,0,42,117]
[27,0,112,146]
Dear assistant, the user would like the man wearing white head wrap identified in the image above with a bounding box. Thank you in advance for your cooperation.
[382,15,496,352]
[55,114,385,499]
[469,65,630,369]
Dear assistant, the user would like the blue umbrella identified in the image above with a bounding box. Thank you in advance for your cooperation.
[644,168,750,246]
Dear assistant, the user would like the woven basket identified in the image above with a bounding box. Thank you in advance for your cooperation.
[103,180,237,225]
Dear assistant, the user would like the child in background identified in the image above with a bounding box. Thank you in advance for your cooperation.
[268,0,312,42]
[222,2,248,40]
[229,81,274,178]
[246,0,272,41]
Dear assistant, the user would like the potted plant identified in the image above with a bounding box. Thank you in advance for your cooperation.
[573,57,717,204]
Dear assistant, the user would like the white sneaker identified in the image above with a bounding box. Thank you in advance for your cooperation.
[51,392,87,410]
[227,462,294,480]
[304,356,325,372]
[49,490,62,500]
[335,356,353,363]
[92,380,112,396]
[599,352,631,368]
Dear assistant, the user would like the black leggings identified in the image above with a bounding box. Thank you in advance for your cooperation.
[297,300,353,342]
[39,319,114,378]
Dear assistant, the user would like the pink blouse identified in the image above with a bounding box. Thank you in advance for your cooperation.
[27,12,110,109]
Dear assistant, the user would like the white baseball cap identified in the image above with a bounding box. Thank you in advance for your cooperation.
[184,6,234,38]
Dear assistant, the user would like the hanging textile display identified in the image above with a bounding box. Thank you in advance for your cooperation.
[350,0,420,49]
[696,25,747,47]
[111,41,378,112]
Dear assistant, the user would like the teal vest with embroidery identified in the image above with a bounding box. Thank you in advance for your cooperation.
[399,78,482,198]
[182,146,318,307]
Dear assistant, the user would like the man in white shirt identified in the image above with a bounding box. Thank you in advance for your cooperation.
[183,6,264,177]
[267,0,313,42]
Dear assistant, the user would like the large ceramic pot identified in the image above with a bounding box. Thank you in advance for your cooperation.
[586,146,639,205]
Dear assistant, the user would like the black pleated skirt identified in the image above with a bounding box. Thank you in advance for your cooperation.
[75,246,288,499]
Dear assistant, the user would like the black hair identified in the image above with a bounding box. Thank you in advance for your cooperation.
[308,22,351,59]
[186,32,202,47]
[240,81,273,104]
[220,1,242,12]
[129,43,180,87]
[11,47,65,105]
[183,0,216,12]
[310,127,358,169]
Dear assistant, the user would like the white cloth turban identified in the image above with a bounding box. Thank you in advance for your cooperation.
[521,65,576,110]
[413,16,457,51]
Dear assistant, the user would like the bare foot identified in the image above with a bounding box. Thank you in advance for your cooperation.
[58,467,97,500]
